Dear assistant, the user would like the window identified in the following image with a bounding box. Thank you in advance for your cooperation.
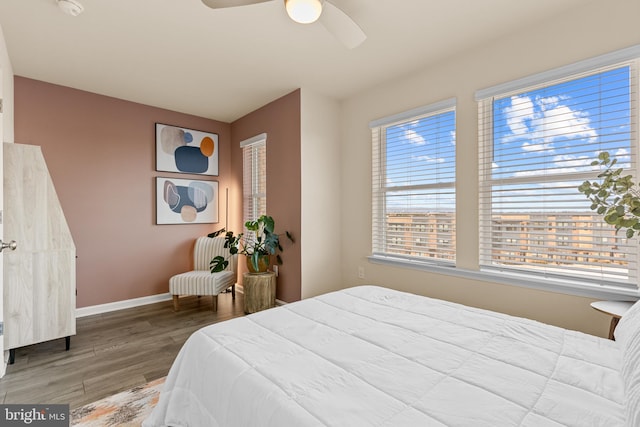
[371,98,456,266]
[478,59,638,289]
[241,134,267,233]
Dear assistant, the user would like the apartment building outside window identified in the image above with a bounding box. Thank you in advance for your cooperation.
[371,98,456,266]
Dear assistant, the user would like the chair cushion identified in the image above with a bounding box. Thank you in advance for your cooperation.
[169,270,235,296]
[194,236,235,272]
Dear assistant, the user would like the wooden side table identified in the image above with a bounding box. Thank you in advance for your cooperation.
[590,300,635,340]
[243,271,276,314]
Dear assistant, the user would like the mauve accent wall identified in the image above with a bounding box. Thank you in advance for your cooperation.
[14,76,233,308]
[231,90,302,302]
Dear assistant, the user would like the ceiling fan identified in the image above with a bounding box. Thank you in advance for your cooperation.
[201,0,367,49]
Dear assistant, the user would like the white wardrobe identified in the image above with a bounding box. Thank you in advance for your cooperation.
[3,143,76,363]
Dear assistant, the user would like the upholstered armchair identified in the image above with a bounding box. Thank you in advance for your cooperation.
[169,236,237,312]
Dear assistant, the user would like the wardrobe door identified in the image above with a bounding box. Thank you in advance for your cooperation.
[3,143,75,352]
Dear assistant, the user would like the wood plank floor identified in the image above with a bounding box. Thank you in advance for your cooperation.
[0,292,244,408]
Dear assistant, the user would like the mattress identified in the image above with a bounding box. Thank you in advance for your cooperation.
[144,285,626,426]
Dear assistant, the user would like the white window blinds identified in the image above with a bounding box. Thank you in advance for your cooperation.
[371,99,456,265]
[477,60,639,288]
[241,134,267,232]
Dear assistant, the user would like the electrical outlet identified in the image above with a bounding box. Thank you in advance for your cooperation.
[273,265,279,277]
[358,266,365,279]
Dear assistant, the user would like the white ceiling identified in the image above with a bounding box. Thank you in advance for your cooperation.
[0,0,588,123]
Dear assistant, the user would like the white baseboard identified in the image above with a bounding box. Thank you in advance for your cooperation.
[75,285,283,318]
[76,293,173,318]
[237,284,287,306]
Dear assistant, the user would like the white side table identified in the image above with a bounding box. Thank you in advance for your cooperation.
[591,300,635,340]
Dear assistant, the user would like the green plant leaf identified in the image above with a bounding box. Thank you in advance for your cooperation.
[208,228,226,238]
[285,231,294,242]
[262,215,275,234]
[218,215,292,269]
[210,255,229,273]
[250,251,261,271]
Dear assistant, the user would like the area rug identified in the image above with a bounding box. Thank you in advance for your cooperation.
[70,377,165,426]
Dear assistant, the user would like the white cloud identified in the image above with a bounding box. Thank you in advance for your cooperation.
[413,155,444,163]
[521,141,550,152]
[551,154,593,171]
[513,169,543,178]
[512,154,593,177]
[505,95,535,137]
[536,102,597,144]
[537,95,564,110]
[404,129,426,145]
[614,147,631,165]
[501,95,598,149]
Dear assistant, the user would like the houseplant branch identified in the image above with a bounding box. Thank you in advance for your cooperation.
[578,151,640,238]
[208,215,294,273]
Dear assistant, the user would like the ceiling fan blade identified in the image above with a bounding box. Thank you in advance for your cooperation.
[201,0,272,9]
[319,1,366,49]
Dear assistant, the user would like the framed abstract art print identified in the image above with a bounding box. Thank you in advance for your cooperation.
[156,123,219,176]
[156,177,218,224]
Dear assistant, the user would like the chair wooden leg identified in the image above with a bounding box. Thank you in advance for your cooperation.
[173,295,180,311]
[232,284,236,300]
[212,295,218,312]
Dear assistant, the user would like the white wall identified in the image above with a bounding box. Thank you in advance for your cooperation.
[338,0,640,337]
[0,22,14,378]
[300,89,342,298]
[0,23,13,144]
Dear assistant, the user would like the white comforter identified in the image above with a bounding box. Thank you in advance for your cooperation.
[144,285,625,426]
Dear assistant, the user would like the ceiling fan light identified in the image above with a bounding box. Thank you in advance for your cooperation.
[57,0,84,16]
[285,0,322,24]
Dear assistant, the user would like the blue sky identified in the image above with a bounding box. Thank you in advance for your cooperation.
[493,66,631,179]
[491,65,631,213]
[384,110,456,212]
[383,65,631,214]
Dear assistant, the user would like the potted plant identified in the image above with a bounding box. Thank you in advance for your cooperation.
[209,215,294,274]
[578,151,640,238]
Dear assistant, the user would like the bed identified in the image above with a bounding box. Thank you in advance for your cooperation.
[143,285,640,426]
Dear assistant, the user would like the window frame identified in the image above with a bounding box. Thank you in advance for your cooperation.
[241,133,267,235]
[370,97,457,268]
[477,60,639,292]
